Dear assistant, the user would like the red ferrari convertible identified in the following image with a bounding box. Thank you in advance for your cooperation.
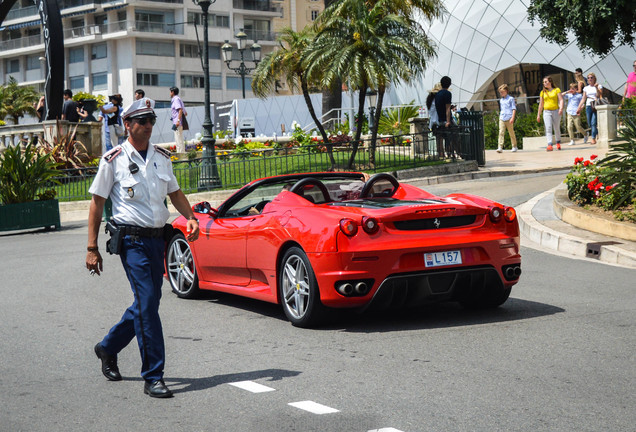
[165,172,521,327]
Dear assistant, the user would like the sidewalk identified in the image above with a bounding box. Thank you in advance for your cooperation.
[59,142,636,268]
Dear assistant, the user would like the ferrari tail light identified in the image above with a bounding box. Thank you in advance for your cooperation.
[504,207,517,222]
[339,218,358,236]
[489,206,503,223]
[361,216,379,234]
[504,206,516,222]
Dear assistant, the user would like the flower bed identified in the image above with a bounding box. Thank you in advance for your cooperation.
[565,155,635,223]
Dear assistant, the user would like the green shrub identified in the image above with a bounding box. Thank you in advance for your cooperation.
[0,143,60,204]
[377,102,419,135]
[597,115,636,208]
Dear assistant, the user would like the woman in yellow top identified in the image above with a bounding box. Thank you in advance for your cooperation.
[537,76,564,151]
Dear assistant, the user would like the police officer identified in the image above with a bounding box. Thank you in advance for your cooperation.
[85,97,199,398]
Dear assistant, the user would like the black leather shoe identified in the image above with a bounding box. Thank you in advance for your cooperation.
[144,379,173,398]
[94,343,122,381]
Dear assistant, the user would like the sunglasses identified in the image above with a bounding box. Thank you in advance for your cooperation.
[133,117,156,126]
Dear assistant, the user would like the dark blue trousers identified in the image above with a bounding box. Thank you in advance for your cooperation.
[101,236,166,383]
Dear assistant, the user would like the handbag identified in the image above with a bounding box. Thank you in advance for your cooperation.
[182,115,189,131]
[113,123,126,137]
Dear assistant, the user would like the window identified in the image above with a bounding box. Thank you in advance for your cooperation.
[243,19,270,40]
[26,55,40,70]
[187,12,229,28]
[137,72,175,87]
[92,72,107,90]
[7,59,19,73]
[91,43,107,60]
[137,40,175,57]
[70,76,84,91]
[181,74,205,88]
[135,10,173,33]
[94,14,107,26]
[226,76,252,91]
[311,9,319,21]
[70,18,84,29]
[69,47,84,63]
[210,74,222,89]
[179,44,220,60]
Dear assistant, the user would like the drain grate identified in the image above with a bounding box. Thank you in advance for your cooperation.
[586,241,622,259]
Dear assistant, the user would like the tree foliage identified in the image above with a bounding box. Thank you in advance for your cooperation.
[0,77,39,125]
[308,0,440,167]
[527,0,636,56]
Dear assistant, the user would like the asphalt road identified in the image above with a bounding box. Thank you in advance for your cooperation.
[1,172,634,432]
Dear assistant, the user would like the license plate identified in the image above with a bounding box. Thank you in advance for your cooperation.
[424,250,462,268]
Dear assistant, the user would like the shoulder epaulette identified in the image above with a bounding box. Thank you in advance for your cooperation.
[104,146,122,163]
[155,145,172,159]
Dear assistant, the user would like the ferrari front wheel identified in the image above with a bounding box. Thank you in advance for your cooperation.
[279,247,325,327]
[166,233,200,299]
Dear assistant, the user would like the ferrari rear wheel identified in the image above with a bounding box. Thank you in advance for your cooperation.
[279,247,325,327]
[166,233,200,299]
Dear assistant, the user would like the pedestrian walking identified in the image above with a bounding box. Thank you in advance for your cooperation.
[86,97,200,398]
[170,87,186,153]
[497,84,517,153]
[564,83,587,145]
[537,75,563,151]
[576,72,603,145]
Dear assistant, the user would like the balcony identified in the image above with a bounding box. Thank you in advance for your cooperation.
[132,20,184,34]
[0,34,43,52]
[239,29,276,42]
[233,0,280,13]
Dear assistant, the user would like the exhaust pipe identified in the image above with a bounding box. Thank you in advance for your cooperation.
[338,283,354,296]
[504,267,515,279]
[354,282,368,295]
[514,266,522,277]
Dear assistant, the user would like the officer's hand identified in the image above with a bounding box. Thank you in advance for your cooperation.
[86,250,103,276]
[186,220,199,242]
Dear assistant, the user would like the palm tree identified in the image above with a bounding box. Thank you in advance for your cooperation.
[0,77,39,125]
[308,0,438,168]
[251,27,337,169]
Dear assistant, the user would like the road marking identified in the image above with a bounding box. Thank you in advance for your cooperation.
[288,400,340,414]
[368,429,404,432]
[228,380,275,393]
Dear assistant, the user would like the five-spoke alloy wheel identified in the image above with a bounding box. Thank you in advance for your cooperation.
[166,233,199,299]
[279,247,324,327]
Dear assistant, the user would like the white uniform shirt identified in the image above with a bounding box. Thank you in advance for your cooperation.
[89,141,179,228]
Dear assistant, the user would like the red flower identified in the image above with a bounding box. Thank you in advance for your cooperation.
[574,157,584,165]
[590,154,598,160]
[583,160,591,167]
[606,185,613,191]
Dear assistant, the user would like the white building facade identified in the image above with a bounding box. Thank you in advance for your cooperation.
[0,0,323,107]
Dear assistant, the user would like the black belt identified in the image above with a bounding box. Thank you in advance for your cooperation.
[119,224,165,238]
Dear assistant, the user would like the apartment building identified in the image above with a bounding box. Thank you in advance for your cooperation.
[0,0,324,107]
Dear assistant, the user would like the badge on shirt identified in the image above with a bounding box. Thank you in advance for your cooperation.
[127,187,134,198]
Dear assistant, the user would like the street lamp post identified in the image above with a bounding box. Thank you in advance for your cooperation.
[193,0,220,189]
[366,89,378,131]
[221,29,261,99]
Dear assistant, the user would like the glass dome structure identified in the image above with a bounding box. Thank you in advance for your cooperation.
[394,0,636,106]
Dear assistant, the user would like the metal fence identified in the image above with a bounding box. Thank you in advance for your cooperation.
[43,126,483,201]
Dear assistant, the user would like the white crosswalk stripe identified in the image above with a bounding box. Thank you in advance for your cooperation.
[288,400,340,414]
[228,380,276,393]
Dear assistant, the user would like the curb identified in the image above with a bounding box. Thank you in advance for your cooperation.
[553,185,636,241]
[517,187,636,268]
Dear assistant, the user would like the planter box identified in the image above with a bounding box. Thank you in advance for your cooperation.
[0,199,61,232]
